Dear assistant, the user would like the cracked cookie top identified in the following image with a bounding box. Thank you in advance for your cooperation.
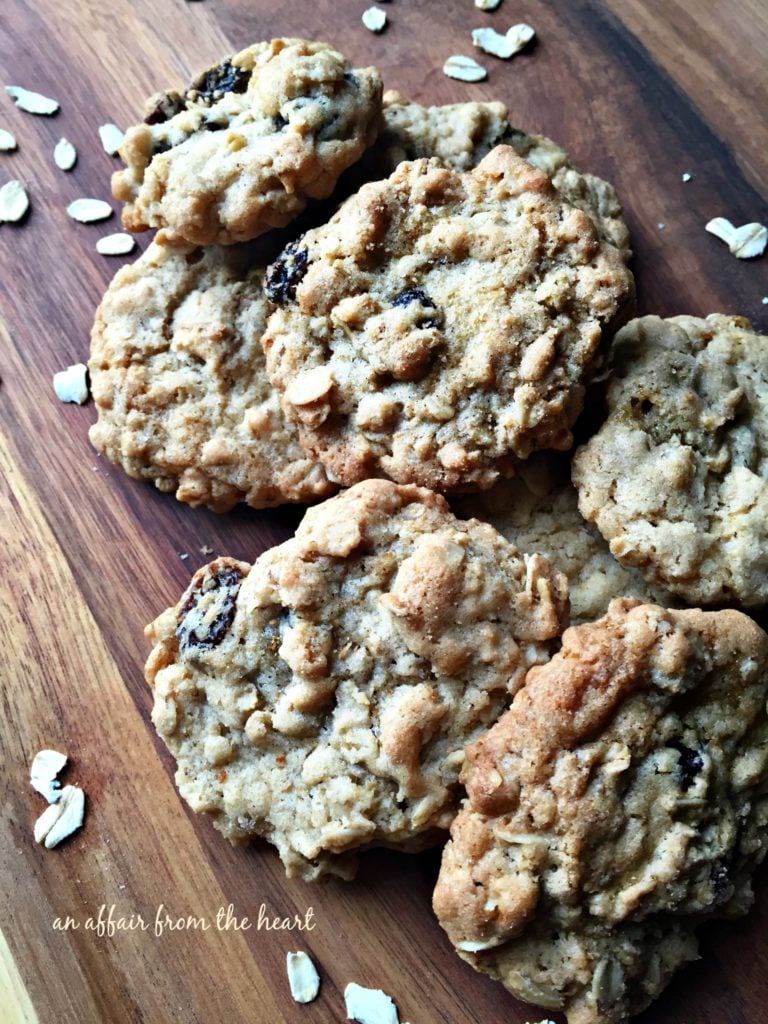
[88,240,333,511]
[377,91,631,258]
[573,314,768,606]
[112,38,382,245]
[433,599,768,1024]
[261,147,634,492]
[145,480,567,880]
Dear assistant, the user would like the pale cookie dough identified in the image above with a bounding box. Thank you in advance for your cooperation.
[434,599,768,1024]
[454,453,672,624]
[88,240,333,512]
[113,39,382,245]
[573,314,768,607]
[145,481,567,879]
[376,91,631,258]
[262,148,634,492]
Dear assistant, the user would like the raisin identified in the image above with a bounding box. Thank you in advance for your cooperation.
[177,563,244,652]
[144,91,185,125]
[265,243,310,305]
[343,71,359,88]
[392,287,440,329]
[671,741,704,791]
[189,60,250,103]
[202,120,226,132]
[273,113,288,130]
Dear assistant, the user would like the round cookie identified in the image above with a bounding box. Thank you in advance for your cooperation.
[145,480,568,880]
[454,453,673,624]
[377,91,631,258]
[572,314,768,606]
[261,147,635,492]
[433,599,768,1024]
[113,39,382,245]
[88,240,333,512]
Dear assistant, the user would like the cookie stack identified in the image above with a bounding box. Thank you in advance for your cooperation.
[89,37,768,1024]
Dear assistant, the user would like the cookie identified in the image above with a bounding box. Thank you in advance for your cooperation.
[377,91,631,258]
[433,599,768,1024]
[454,453,673,624]
[88,240,333,512]
[261,147,635,492]
[145,480,567,879]
[112,39,382,245]
[572,314,768,606]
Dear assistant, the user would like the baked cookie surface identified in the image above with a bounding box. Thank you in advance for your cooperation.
[377,91,631,258]
[454,453,672,624]
[433,599,768,1024]
[88,240,333,512]
[573,314,768,606]
[113,39,382,245]
[145,481,567,879]
[262,147,634,492]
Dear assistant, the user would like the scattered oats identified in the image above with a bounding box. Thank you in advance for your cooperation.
[344,983,399,1024]
[5,85,59,115]
[362,6,387,32]
[0,179,29,222]
[705,217,736,245]
[472,23,534,58]
[706,216,767,258]
[200,544,214,556]
[30,750,68,803]
[96,232,135,256]
[730,221,767,259]
[53,137,77,170]
[0,128,17,151]
[53,363,89,405]
[443,55,488,82]
[179,552,189,561]
[286,951,321,1004]
[34,785,85,849]
[681,172,692,182]
[67,198,113,223]
[475,0,502,8]
[98,123,125,156]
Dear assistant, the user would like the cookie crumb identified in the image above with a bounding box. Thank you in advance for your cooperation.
[762,296,768,305]
[472,24,534,59]
[443,55,488,82]
[362,7,387,32]
[657,222,665,229]
[475,0,502,8]
[0,179,29,222]
[54,137,77,170]
[5,85,59,115]
[286,951,320,1004]
[67,198,114,223]
[681,172,692,182]
[53,363,89,404]
[179,552,189,561]
[200,545,214,556]
[344,982,399,1024]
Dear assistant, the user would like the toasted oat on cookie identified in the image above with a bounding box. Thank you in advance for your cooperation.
[433,599,768,1024]
[261,147,635,492]
[376,91,631,258]
[88,240,333,512]
[145,481,567,880]
[454,452,673,624]
[112,39,382,245]
[573,314,768,607]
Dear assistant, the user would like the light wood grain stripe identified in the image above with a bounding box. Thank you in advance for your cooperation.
[0,930,39,1024]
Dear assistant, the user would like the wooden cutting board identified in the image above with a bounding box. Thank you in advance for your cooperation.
[1,1,766,1022]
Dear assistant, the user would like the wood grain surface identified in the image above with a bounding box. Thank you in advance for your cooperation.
[1,2,766,1023]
